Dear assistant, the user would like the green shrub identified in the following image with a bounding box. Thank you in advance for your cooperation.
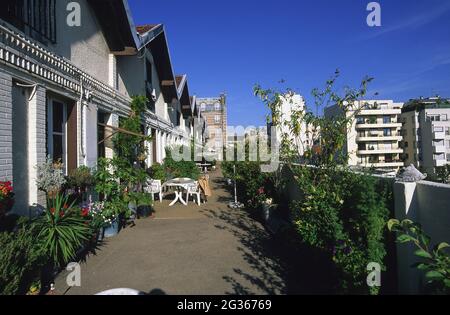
[164,146,200,180]
[148,163,167,182]
[291,166,391,294]
[66,166,95,189]
[0,226,45,295]
[222,161,273,209]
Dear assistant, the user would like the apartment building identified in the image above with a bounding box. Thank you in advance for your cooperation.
[400,97,450,175]
[0,0,202,214]
[197,94,227,152]
[267,94,318,157]
[325,100,404,171]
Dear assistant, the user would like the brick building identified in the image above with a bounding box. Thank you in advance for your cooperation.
[197,94,227,152]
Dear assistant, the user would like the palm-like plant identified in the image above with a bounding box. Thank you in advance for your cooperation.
[34,193,92,267]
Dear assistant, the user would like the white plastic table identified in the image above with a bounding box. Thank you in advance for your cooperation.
[196,163,212,173]
[163,178,195,206]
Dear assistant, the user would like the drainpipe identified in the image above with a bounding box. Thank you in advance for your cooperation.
[79,78,86,162]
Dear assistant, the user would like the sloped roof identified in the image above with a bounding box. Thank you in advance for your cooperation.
[88,0,141,53]
[136,24,160,35]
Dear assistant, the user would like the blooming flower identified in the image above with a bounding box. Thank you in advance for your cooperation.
[81,207,89,217]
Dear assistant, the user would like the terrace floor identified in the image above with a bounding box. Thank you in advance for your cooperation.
[54,167,294,295]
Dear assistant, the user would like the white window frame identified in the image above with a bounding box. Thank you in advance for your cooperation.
[47,98,68,174]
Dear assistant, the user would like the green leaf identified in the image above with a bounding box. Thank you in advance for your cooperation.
[412,263,429,271]
[425,271,445,280]
[387,219,399,231]
[414,249,432,259]
[444,279,450,288]
[397,234,415,243]
[436,242,450,252]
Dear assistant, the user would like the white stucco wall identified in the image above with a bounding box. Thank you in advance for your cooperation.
[394,180,450,294]
[51,0,111,84]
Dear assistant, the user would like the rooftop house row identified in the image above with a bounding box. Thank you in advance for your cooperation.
[0,0,206,214]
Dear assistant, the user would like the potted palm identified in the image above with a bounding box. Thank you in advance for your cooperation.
[33,193,92,291]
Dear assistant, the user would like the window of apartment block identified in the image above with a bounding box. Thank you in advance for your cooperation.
[404,141,409,148]
[214,115,220,123]
[201,103,206,111]
[446,140,450,149]
[434,126,444,132]
[447,154,450,162]
[441,114,448,121]
[383,116,390,124]
[214,102,221,111]
[356,117,364,124]
[446,127,450,135]
[383,128,391,136]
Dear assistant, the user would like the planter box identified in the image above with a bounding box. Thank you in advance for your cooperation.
[261,203,276,223]
[103,220,119,238]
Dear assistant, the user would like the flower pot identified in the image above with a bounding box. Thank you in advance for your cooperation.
[0,198,14,217]
[97,227,105,242]
[137,205,153,218]
[261,203,277,223]
[103,219,119,238]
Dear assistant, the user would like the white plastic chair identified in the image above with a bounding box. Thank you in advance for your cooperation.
[145,179,163,203]
[186,181,201,206]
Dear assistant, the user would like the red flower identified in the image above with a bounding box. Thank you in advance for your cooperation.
[81,208,89,217]
[257,187,265,195]
[59,211,65,217]
[63,204,69,209]
[50,207,56,214]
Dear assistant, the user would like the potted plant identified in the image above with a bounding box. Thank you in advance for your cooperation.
[35,157,66,200]
[100,199,124,238]
[32,193,91,290]
[66,166,95,204]
[0,181,14,219]
[261,198,277,223]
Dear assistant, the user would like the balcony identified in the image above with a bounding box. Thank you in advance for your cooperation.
[434,159,447,167]
[356,135,402,142]
[433,143,446,153]
[358,148,403,155]
[359,109,402,116]
[361,161,404,168]
[433,131,446,140]
[355,123,402,129]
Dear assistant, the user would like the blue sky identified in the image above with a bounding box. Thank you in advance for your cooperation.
[128,0,450,127]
